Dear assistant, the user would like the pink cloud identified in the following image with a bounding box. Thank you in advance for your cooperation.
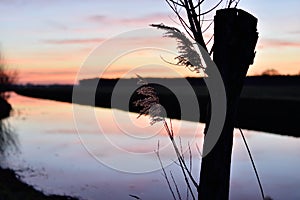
[3,50,86,65]
[119,13,172,25]
[41,34,173,48]
[87,13,172,26]
[289,30,300,35]
[87,15,107,22]
[260,39,300,48]
[19,67,77,84]
[42,38,105,45]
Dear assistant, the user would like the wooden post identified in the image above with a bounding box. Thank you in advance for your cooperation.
[199,8,258,200]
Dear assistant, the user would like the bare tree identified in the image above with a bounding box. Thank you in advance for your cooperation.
[0,53,18,99]
[150,0,259,200]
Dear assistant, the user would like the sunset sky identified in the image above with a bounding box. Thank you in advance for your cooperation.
[1,0,300,84]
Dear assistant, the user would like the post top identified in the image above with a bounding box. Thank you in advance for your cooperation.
[216,8,258,23]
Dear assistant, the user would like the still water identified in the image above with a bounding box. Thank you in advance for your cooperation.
[1,93,300,200]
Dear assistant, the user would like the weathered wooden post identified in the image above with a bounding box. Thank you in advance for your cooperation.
[199,8,258,200]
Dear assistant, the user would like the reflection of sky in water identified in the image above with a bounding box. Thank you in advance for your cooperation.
[3,93,300,200]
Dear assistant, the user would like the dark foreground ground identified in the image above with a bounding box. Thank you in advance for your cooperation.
[10,76,300,137]
[0,100,79,200]
[0,167,78,200]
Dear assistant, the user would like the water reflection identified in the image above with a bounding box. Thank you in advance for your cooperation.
[0,95,19,162]
[0,119,19,160]
[1,93,300,200]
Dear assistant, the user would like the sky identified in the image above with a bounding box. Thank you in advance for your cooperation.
[1,0,300,84]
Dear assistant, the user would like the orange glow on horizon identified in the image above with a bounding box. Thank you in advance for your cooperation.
[4,33,300,85]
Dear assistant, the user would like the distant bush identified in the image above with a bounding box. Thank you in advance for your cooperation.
[261,69,280,76]
[0,65,18,86]
[0,53,18,99]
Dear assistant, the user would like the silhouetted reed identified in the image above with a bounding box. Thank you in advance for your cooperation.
[134,76,198,200]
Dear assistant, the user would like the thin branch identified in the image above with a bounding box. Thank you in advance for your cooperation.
[160,56,182,66]
[186,186,189,200]
[198,0,223,16]
[129,194,141,200]
[225,0,230,8]
[160,55,204,75]
[183,0,199,42]
[239,128,265,200]
[187,144,193,200]
[178,0,185,5]
[200,15,204,29]
[228,0,234,8]
[164,120,174,139]
[198,1,202,23]
[179,137,185,161]
[176,153,196,200]
[168,0,185,6]
[165,0,195,39]
[188,0,202,34]
[169,134,198,188]
[177,16,195,39]
[170,118,173,135]
[187,0,200,31]
[188,142,192,173]
[170,171,183,200]
[156,145,177,200]
[234,0,241,8]
[168,14,185,27]
[163,120,197,198]
[199,0,206,4]
[195,143,202,157]
[192,0,201,9]
[185,0,208,51]
[205,34,214,46]
[209,44,214,55]
[202,20,214,33]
